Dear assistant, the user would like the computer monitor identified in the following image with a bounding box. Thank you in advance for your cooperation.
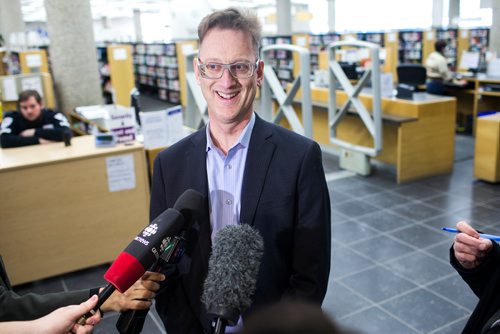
[459,51,480,72]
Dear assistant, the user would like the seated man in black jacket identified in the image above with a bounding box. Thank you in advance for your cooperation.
[0,89,71,148]
[450,221,500,334]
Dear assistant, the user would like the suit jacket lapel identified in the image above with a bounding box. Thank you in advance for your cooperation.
[240,115,276,226]
[182,129,213,329]
[186,128,211,268]
[187,129,209,198]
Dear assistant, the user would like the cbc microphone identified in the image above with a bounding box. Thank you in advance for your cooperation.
[79,207,185,323]
[202,224,264,334]
[116,189,205,334]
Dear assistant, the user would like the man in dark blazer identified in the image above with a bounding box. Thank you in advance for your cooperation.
[151,7,331,334]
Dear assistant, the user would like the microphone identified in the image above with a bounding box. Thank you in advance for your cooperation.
[202,224,264,334]
[116,189,204,334]
[103,208,185,293]
[78,207,185,324]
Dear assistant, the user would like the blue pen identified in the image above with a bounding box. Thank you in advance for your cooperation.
[442,227,500,241]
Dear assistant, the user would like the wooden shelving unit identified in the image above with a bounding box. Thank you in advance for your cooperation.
[132,41,196,105]
[261,35,294,89]
[357,32,385,47]
[306,33,340,74]
[469,28,489,72]
[436,28,459,70]
[398,30,423,64]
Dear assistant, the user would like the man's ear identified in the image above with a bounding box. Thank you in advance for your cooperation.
[193,57,201,85]
[256,60,264,87]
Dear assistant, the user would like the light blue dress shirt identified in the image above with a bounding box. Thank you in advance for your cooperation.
[206,113,255,332]
[206,112,255,244]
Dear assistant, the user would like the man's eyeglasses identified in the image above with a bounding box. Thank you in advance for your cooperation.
[197,58,260,79]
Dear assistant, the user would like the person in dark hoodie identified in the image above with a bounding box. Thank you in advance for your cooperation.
[0,89,71,148]
[450,221,500,334]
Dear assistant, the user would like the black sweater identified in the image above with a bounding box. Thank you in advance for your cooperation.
[0,109,70,148]
[451,242,500,334]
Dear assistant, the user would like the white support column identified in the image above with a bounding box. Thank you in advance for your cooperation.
[277,0,292,35]
[490,0,500,56]
[449,0,460,27]
[45,0,102,114]
[327,0,335,32]
[0,0,25,49]
[133,9,143,43]
[432,0,444,28]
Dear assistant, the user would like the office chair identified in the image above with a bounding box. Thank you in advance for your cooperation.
[339,62,359,81]
[397,64,426,90]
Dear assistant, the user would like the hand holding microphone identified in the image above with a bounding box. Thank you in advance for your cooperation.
[78,191,195,324]
[115,189,204,333]
[99,271,165,313]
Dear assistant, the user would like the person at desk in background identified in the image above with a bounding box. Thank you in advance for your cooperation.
[0,89,71,148]
[150,7,331,334]
[425,39,452,95]
[450,221,500,334]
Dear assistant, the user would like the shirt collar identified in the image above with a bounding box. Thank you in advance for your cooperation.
[206,112,256,153]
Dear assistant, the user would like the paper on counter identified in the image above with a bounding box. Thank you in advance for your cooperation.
[140,110,169,149]
[106,154,136,192]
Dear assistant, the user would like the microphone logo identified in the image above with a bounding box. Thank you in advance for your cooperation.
[159,237,169,253]
[142,223,158,237]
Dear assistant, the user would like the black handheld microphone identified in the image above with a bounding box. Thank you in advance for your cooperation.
[116,189,204,334]
[202,224,264,334]
[78,207,185,324]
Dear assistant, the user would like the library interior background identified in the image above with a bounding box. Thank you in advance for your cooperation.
[1,0,500,333]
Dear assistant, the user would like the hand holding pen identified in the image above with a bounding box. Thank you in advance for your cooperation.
[445,221,493,270]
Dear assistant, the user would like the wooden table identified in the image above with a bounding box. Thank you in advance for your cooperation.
[447,74,500,134]
[474,113,500,183]
[0,136,150,285]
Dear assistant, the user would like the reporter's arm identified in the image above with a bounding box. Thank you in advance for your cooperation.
[0,295,100,334]
[0,286,91,322]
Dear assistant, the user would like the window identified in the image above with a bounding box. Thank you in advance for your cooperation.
[334,0,433,32]
[459,0,492,27]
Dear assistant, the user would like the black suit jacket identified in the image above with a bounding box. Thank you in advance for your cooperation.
[151,114,331,334]
[451,242,500,333]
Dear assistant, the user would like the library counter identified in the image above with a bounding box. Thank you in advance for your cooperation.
[291,86,456,183]
[0,136,150,285]
[446,74,500,134]
[474,113,500,183]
